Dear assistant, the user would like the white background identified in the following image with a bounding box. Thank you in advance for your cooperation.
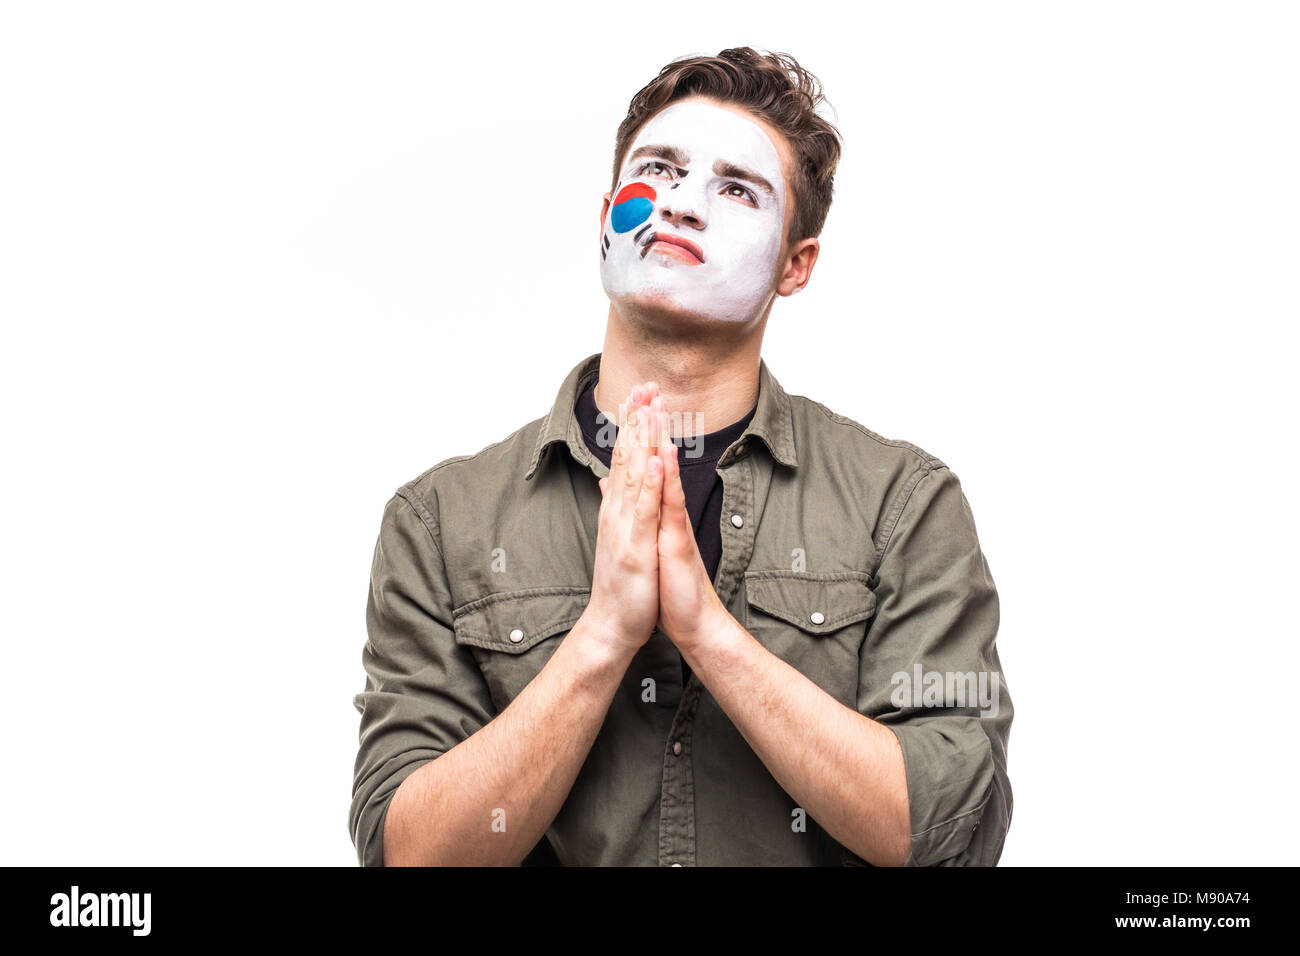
[2,1,1296,865]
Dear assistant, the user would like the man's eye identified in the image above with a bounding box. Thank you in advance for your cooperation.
[723,183,757,204]
[638,161,674,179]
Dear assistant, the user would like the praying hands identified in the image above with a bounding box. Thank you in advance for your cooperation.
[591,381,731,658]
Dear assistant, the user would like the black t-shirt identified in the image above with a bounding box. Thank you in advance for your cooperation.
[575,381,756,685]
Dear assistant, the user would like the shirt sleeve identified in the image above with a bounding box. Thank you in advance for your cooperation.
[858,464,1014,866]
[348,491,496,867]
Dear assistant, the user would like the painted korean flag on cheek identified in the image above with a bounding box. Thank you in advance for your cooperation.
[598,99,788,325]
[610,183,655,234]
[599,183,656,261]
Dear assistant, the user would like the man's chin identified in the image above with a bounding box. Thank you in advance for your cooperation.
[610,292,756,329]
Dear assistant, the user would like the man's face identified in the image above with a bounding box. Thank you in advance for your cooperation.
[599,97,791,325]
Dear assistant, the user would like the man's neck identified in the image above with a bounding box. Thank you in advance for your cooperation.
[593,305,764,439]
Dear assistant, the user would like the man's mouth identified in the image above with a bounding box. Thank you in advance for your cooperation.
[639,230,705,265]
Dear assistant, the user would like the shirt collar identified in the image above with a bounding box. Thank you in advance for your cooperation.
[524,351,798,480]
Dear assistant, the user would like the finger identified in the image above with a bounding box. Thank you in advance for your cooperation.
[605,438,627,517]
[630,453,664,548]
[615,385,649,455]
[659,435,692,536]
[618,385,655,510]
[621,406,650,510]
[629,397,662,511]
[656,402,683,515]
[656,401,674,463]
[605,386,641,509]
[646,394,663,453]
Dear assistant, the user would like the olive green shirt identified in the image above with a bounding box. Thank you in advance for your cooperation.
[349,351,1013,866]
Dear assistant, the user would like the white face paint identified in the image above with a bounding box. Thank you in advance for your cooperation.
[599,99,789,325]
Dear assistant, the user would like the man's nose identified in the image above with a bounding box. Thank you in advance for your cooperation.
[657,181,707,230]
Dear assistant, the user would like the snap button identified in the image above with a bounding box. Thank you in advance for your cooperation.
[809,611,826,625]
[508,628,524,643]
[730,514,744,528]
[672,741,683,756]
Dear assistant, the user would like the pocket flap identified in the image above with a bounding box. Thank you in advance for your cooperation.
[452,586,591,654]
[744,571,877,635]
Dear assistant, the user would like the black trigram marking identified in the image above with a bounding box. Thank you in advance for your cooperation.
[600,183,620,261]
[633,224,652,244]
[670,182,679,189]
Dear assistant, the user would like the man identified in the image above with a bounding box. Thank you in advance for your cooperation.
[350,47,1013,867]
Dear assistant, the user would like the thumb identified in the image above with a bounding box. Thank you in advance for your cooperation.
[660,440,691,532]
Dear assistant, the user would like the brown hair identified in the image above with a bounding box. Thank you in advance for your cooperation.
[611,47,843,248]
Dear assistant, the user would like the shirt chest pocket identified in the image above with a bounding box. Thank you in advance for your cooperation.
[743,570,878,707]
[452,586,591,711]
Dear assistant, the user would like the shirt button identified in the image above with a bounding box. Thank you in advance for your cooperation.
[809,611,826,625]
[730,514,744,528]
[508,628,524,644]
[672,741,683,756]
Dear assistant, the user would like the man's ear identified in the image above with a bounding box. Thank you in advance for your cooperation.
[776,237,820,297]
[599,192,612,240]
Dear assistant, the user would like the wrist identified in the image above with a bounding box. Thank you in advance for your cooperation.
[672,599,743,659]
[569,610,644,673]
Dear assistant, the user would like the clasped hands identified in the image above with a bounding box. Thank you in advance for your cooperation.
[585,381,734,658]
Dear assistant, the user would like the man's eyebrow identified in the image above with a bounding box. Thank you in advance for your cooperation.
[713,159,776,197]
[626,145,777,198]
[626,144,690,169]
